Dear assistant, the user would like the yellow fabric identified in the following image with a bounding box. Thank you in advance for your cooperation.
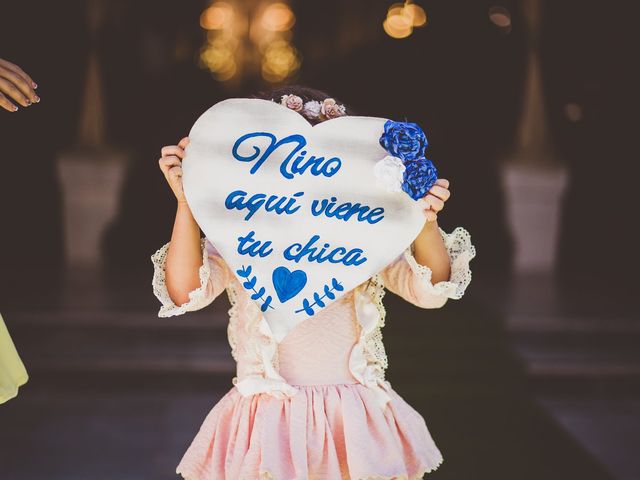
[0,313,28,404]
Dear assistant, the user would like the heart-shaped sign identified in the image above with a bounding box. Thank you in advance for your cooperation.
[183,99,425,342]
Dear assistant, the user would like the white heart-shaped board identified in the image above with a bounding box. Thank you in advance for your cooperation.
[183,99,425,342]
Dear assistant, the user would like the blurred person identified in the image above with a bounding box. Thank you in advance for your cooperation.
[0,57,39,404]
[151,86,476,479]
[0,313,28,404]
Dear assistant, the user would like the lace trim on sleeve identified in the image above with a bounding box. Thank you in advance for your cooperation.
[151,239,212,317]
[404,226,476,300]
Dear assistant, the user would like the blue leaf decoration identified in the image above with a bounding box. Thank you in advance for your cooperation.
[251,286,265,300]
[236,264,274,311]
[302,298,314,316]
[261,295,273,312]
[295,277,344,315]
[313,292,325,308]
[324,285,335,300]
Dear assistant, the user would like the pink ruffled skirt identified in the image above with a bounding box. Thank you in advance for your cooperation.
[176,383,443,480]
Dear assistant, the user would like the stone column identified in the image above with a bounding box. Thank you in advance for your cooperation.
[501,0,567,275]
[57,0,129,270]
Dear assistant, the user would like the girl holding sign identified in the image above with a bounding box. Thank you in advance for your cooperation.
[153,86,475,479]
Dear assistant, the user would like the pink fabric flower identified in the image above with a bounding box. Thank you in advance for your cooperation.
[281,94,304,112]
[321,98,346,120]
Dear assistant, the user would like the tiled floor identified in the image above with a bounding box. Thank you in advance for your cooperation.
[0,386,228,480]
[503,274,640,480]
[538,396,640,480]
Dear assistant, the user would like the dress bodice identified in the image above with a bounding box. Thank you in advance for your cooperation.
[152,226,475,409]
[276,290,358,386]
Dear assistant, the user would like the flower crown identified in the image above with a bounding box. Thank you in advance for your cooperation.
[278,94,346,122]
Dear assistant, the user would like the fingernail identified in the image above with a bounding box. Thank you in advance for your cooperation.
[34,96,40,103]
[33,82,38,89]
[13,106,18,111]
[25,100,31,106]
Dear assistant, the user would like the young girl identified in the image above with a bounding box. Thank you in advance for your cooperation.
[152,86,475,479]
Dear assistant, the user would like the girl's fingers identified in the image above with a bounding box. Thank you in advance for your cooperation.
[167,166,184,189]
[424,209,438,222]
[178,137,190,149]
[158,155,185,201]
[0,92,18,112]
[420,194,444,212]
[158,156,181,175]
[435,178,449,189]
[160,145,185,159]
[429,196,445,211]
[0,77,31,107]
[428,185,450,201]
[168,165,183,179]
[159,155,181,167]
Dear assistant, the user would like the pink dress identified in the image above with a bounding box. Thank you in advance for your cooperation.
[152,227,475,480]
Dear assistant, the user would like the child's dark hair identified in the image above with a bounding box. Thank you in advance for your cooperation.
[251,85,353,125]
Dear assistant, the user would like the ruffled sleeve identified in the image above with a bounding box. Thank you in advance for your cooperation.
[381,226,476,308]
[151,238,231,317]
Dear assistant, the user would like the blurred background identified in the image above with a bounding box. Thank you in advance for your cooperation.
[0,0,638,478]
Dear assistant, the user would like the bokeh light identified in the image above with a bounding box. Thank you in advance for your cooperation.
[199,1,299,84]
[489,6,512,33]
[384,2,427,40]
[261,39,301,83]
[200,2,234,30]
[564,103,583,122]
[261,3,295,32]
[383,18,412,39]
[405,3,427,27]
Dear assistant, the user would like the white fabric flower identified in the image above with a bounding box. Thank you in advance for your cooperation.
[373,155,406,193]
[302,100,322,119]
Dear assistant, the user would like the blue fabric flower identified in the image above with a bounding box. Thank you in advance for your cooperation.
[379,120,428,162]
[402,158,438,200]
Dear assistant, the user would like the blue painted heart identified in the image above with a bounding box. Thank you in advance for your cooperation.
[272,266,308,303]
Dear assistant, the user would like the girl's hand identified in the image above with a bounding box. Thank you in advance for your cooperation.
[418,178,450,223]
[159,137,190,204]
[0,58,39,112]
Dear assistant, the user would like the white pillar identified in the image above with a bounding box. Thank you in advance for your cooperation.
[57,0,129,269]
[502,0,567,275]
